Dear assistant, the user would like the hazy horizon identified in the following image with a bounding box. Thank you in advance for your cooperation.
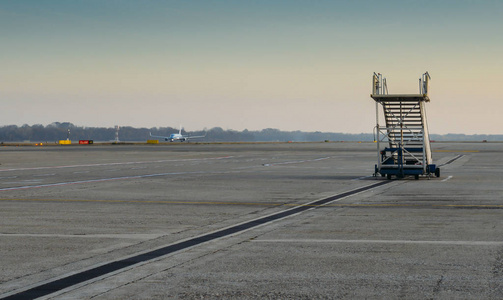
[1,1,502,135]
[2,122,503,138]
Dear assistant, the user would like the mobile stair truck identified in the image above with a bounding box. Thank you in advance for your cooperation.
[371,72,440,180]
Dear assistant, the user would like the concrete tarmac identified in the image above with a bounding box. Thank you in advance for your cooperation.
[0,142,502,299]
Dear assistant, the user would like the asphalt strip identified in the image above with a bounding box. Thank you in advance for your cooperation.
[1,180,390,300]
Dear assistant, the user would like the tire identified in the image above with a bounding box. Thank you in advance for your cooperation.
[435,168,440,177]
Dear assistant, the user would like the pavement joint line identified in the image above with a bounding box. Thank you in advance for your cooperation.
[0,198,287,206]
[251,239,503,246]
[0,180,391,300]
[0,233,165,239]
[1,198,502,208]
[433,150,479,153]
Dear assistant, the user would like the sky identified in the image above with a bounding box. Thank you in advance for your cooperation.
[1,0,502,135]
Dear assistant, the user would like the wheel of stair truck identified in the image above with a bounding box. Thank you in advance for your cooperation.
[386,174,392,180]
[435,167,440,177]
[414,174,419,180]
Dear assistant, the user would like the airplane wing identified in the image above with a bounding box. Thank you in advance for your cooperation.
[186,133,206,139]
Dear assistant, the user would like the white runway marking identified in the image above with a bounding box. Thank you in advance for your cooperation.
[441,175,453,182]
[0,171,206,192]
[262,157,330,167]
[0,156,332,192]
[0,156,234,172]
[252,239,503,246]
[352,176,373,181]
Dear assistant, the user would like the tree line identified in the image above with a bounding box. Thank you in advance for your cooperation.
[0,122,374,143]
[0,122,501,143]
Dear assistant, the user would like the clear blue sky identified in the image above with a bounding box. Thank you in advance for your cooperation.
[1,0,502,134]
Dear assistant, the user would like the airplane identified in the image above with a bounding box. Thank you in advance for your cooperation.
[149,127,206,142]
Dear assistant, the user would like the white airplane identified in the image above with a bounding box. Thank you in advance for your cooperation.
[149,127,206,142]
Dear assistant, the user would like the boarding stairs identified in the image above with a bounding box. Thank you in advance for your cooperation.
[371,72,439,179]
